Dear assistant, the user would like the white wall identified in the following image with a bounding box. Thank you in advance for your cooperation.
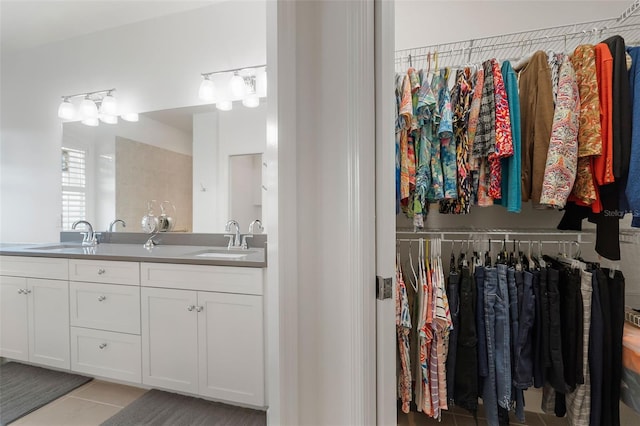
[0,1,266,243]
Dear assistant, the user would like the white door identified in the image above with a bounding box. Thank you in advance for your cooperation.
[141,287,199,393]
[375,0,397,424]
[28,278,70,369]
[198,291,264,406]
[0,276,29,361]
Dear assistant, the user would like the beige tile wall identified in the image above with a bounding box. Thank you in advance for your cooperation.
[115,136,193,233]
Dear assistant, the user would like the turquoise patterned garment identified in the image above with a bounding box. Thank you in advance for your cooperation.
[438,69,457,200]
[428,71,446,201]
[413,70,436,227]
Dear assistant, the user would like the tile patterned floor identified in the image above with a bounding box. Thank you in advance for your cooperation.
[12,380,147,426]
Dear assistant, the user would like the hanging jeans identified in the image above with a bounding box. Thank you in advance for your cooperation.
[589,270,604,426]
[483,265,511,426]
[476,266,488,384]
[545,267,566,394]
[446,271,460,407]
[566,269,593,426]
[532,269,545,388]
[455,267,478,414]
[604,268,625,426]
[559,267,584,391]
[507,268,524,422]
[513,270,536,422]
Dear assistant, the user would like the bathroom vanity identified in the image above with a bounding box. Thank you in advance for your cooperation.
[0,239,267,408]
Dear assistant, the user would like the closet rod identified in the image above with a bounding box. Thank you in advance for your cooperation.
[396,229,588,243]
[394,23,639,64]
[395,3,638,58]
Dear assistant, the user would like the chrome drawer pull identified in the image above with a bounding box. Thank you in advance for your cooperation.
[195,306,204,313]
[98,295,107,302]
[187,305,195,311]
[97,268,106,275]
[18,289,24,294]
[99,343,108,349]
[24,289,31,294]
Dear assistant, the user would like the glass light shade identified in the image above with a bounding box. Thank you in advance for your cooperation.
[57,100,75,119]
[121,112,139,122]
[80,98,98,119]
[229,73,246,97]
[99,113,118,124]
[198,78,216,101]
[242,95,260,108]
[99,94,118,116]
[81,117,99,127]
[216,100,233,111]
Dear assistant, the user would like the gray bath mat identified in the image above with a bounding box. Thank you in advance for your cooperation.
[100,389,266,426]
[0,362,92,425]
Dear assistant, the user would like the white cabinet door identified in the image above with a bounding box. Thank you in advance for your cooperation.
[28,278,70,369]
[141,287,199,393]
[0,276,29,361]
[198,291,264,406]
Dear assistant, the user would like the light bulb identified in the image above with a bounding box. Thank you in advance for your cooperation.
[216,100,233,111]
[121,112,139,122]
[198,77,216,101]
[57,99,75,119]
[80,98,98,119]
[99,114,118,124]
[242,95,260,108]
[81,117,99,127]
[100,93,118,115]
[229,72,246,98]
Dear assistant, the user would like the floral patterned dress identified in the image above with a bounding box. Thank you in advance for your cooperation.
[489,58,514,199]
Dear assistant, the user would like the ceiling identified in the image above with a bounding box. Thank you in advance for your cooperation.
[0,1,217,54]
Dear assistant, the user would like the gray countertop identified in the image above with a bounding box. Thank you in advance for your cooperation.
[0,243,266,268]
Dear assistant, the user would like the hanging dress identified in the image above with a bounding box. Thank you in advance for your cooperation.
[396,256,412,413]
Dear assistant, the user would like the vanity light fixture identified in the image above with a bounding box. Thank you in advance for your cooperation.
[57,88,135,126]
[199,64,266,109]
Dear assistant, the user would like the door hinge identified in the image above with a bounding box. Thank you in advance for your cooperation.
[376,276,393,300]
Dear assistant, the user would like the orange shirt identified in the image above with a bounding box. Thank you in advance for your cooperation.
[593,43,615,185]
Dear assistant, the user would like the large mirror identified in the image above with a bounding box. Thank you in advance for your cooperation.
[61,103,266,233]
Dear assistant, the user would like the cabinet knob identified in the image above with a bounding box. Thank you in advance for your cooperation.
[99,343,108,349]
[24,289,31,294]
[196,306,204,313]
[97,268,106,275]
[187,305,195,311]
[98,295,107,302]
[18,288,24,294]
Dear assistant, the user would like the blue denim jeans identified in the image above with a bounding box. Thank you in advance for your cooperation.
[476,266,488,380]
[483,265,512,425]
[446,271,460,406]
[507,268,524,422]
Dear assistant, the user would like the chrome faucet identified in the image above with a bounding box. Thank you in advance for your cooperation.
[72,220,97,246]
[224,220,242,249]
[242,219,263,249]
[108,219,126,232]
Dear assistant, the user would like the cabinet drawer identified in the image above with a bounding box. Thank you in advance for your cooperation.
[70,282,140,334]
[69,260,139,286]
[141,263,262,295]
[70,327,141,383]
[0,256,68,280]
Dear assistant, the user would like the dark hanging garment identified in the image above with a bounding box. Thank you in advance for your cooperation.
[454,266,479,414]
[601,36,632,181]
[604,268,626,426]
[589,269,604,426]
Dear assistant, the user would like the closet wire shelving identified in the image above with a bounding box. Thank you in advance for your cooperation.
[394,0,640,71]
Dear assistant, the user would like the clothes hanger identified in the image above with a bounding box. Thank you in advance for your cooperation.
[484,239,492,267]
[408,240,419,292]
[450,240,457,273]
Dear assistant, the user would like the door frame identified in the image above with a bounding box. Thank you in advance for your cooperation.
[375,0,397,424]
